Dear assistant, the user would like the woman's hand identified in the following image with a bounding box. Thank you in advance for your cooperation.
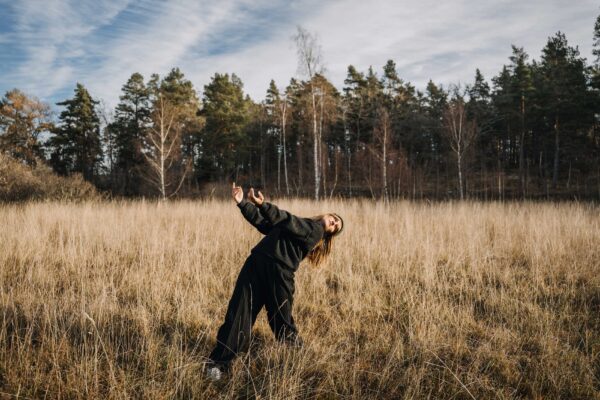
[232,182,243,204]
[248,187,264,206]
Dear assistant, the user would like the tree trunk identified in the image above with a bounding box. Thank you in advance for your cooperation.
[382,123,388,200]
[312,90,320,200]
[435,153,439,199]
[159,110,166,201]
[260,124,265,189]
[597,165,600,200]
[160,136,166,201]
[277,129,281,194]
[298,141,303,195]
[282,103,289,195]
[457,150,464,200]
[343,112,352,197]
[319,94,325,196]
[519,94,526,198]
[567,161,572,189]
[552,115,560,189]
[399,155,404,199]
[483,157,488,201]
[330,147,339,198]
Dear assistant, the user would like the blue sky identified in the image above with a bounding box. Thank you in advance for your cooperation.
[0,0,598,110]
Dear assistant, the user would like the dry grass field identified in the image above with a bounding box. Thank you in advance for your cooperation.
[0,199,599,399]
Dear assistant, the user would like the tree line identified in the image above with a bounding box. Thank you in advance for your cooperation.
[2,21,600,200]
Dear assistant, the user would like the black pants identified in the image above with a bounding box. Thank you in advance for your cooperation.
[208,252,300,369]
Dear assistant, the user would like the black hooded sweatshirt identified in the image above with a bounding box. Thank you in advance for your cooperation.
[236,198,324,272]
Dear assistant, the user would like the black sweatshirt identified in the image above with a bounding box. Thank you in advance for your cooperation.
[236,198,324,272]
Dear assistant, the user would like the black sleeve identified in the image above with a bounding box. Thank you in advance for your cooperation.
[237,198,272,235]
[258,201,321,240]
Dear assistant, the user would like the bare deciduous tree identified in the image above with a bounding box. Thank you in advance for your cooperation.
[143,95,188,200]
[279,91,290,196]
[375,108,391,200]
[269,83,290,196]
[443,91,478,200]
[293,26,324,200]
[97,99,116,182]
[365,107,392,200]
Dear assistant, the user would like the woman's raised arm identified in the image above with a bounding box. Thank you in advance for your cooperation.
[252,194,321,240]
[237,198,272,235]
[248,188,323,239]
[233,182,272,235]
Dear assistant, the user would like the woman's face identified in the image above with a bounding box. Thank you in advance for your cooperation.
[322,214,342,234]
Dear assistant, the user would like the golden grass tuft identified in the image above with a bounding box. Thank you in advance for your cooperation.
[0,199,599,399]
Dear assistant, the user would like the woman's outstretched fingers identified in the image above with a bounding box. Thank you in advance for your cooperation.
[248,188,263,205]
[232,182,244,203]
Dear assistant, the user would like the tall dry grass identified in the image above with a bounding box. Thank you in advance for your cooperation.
[0,199,598,399]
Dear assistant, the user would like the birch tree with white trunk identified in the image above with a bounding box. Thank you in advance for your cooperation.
[143,95,188,200]
[293,26,324,200]
[443,90,478,200]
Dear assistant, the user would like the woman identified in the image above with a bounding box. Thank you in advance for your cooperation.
[205,182,344,381]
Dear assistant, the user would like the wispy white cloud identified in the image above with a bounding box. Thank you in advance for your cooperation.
[303,0,599,90]
[4,0,131,98]
[83,0,321,105]
[0,0,598,109]
[176,0,600,101]
[83,0,240,103]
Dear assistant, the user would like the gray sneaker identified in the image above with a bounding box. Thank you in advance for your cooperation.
[205,364,222,382]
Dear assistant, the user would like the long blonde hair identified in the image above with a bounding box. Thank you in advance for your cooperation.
[307,213,343,267]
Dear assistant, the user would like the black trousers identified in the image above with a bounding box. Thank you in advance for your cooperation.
[208,252,300,369]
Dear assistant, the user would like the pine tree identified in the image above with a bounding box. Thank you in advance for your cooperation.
[382,60,402,102]
[468,69,491,110]
[591,14,600,186]
[539,32,589,188]
[592,14,600,90]
[425,80,448,197]
[286,77,308,193]
[343,65,367,154]
[110,72,151,195]
[381,61,421,168]
[365,66,383,128]
[158,67,198,107]
[48,83,102,181]
[491,65,514,197]
[462,69,492,197]
[508,47,534,196]
[200,73,249,181]
[156,68,202,188]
